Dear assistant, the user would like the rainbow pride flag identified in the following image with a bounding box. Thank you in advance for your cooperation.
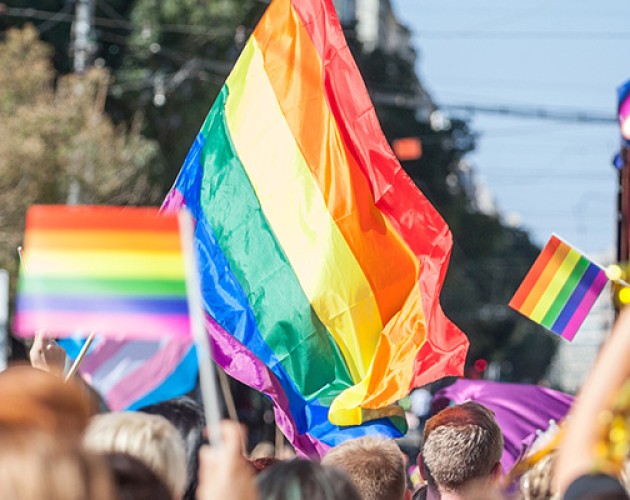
[509,235,608,341]
[14,205,191,340]
[163,0,468,455]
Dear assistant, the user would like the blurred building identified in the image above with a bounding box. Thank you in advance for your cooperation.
[547,253,615,393]
[333,0,415,63]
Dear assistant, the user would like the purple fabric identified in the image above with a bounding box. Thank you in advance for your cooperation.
[433,379,573,471]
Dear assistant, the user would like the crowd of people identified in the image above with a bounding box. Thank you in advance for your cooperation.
[5,308,630,499]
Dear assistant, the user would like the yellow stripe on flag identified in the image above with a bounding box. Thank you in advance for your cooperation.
[225,38,385,382]
[530,248,581,323]
[519,241,571,317]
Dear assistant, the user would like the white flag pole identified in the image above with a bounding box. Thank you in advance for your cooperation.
[179,210,222,448]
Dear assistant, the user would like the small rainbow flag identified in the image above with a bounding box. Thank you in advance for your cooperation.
[14,205,191,340]
[509,235,608,341]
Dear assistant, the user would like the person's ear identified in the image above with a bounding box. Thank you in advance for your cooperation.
[404,489,412,500]
[417,453,427,480]
[490,461,503,481]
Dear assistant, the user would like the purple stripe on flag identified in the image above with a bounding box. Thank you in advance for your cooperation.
[560,269,607,341]
[550,263,602,337]
[205,312,329,457]
[18,295,189,314]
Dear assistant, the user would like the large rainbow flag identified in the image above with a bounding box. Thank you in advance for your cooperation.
[163,0,468,454]
[509,235,608,341]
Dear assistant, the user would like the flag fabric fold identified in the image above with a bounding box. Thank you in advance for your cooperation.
[163,0,467,453]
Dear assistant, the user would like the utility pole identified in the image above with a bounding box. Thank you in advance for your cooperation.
[69,0,95,204]
[72,0,95,75]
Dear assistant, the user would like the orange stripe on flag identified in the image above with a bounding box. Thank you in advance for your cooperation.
[509,235,562,311]
[518,239,571,317]
[253,0,418,326]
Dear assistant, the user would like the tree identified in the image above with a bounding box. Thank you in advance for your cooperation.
[0,25,161,281]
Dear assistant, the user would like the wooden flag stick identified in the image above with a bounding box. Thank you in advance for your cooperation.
[217,368,239,423]
[64,332,96,382]
[179,210,222,448]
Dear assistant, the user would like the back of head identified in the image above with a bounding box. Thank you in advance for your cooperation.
[257,459,361,500]
[322,435,407,500]
[0,365,93,437]
[0,429,115,500]
[104,452,172,500]
[84,411,186,498]
[421,402,504,493]
[140,396,205,500]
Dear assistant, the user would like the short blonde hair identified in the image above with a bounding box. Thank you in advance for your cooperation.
[84,411,186,497]
[422,402,503,492]
[322,436,407,500]
[518,453,558,500]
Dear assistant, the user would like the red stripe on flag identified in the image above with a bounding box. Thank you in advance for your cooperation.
[509,236,562,311]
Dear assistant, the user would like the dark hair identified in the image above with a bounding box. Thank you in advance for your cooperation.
[257,459,362,500]
[104,452,171,500]
[139,396,205,500]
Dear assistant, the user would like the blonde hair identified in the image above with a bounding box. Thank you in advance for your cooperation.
[322,436,407,500]
[0,429,115,500]
[84,411,186,497]
[518,452,559,500]
[422,402,504,492]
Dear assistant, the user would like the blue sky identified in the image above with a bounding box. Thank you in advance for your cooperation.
[391,0,630,256]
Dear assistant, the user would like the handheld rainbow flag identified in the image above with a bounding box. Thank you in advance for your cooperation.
[509,235,608,341]
[14,205,191,340]
[163,0,468,455]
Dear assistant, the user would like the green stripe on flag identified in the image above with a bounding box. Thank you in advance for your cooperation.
[540,256,590,329]
[197,86,353,401]
[18,276,186,297]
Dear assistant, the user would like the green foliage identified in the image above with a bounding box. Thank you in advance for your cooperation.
[0,26,161,281]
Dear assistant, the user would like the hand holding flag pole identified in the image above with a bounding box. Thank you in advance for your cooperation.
[15,205,222,447]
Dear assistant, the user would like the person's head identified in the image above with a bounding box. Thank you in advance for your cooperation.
[420,402,504,495]
[322,435,409,500]
[257,459,362,500]
[0,365,94,437]
[84,411,186,498]
[104,452,173,500]
[140,396,205,500]
[0,429,115,500]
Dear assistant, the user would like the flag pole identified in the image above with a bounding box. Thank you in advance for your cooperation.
[64,332,96,382]
[179,210,222,448]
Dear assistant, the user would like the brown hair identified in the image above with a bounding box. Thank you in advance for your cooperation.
[322,436,407,500]
[0,365,94,437]
[0,429,115,500]
[421,402,504,492]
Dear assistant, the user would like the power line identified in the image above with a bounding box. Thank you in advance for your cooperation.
[441,102,616,124]
[414,31,630,40]
[2,7,233,37]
